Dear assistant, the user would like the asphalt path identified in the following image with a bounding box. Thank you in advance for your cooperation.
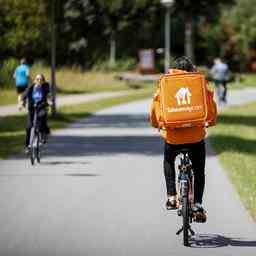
[0,99,256,255]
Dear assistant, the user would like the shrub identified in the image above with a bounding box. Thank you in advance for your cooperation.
[92,58,136,72]
[0,58,19,89]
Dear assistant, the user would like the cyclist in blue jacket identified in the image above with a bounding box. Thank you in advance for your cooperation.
[22,74,51,153]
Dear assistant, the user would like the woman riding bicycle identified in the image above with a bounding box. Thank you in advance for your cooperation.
[22,74,51,153]
[149,56,217,222]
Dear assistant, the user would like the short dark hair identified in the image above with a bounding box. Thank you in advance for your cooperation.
[20,58,26,64]
[173,56,195,72]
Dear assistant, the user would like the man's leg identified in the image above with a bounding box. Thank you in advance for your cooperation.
[222,82,227,103]
[164,142,177,197]
[190,140,207,222]
[164,142,180,209]
[17,93,23,110]
[215,81,222,104]
[17,86,27,110]
[190,140,206,204]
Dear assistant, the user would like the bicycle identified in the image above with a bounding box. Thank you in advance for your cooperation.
[175,149,195,247]
[28,103,47,165]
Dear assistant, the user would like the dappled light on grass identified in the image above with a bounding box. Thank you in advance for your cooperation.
[31,65,152,95]
[0,65,154,106]
[209,102,256,219]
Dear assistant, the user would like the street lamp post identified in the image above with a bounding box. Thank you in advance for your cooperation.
[161,0,174,73]
[51,0,57,115]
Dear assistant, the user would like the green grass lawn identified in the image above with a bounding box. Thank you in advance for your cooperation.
[30,64,134,94]
[0,89,18,106]
[0,64,152,106]
[209,102,256,220]
[226,73,256,89]
[0,87,153,158]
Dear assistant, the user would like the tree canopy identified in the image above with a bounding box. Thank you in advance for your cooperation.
[0,0,254,69]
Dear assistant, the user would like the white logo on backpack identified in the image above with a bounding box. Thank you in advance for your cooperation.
[175,87,192,105]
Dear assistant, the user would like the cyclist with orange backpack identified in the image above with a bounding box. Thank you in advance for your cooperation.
[149,56,217,222]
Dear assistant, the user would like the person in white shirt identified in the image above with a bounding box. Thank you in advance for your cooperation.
[210,58,230,103]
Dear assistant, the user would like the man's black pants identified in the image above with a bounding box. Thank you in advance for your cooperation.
[164,140,206,204]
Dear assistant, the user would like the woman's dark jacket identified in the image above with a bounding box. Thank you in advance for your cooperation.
[22,83,50,111]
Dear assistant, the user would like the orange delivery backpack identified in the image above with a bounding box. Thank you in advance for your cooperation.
[158,71,208,128]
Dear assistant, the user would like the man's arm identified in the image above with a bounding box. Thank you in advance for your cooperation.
[149,87,161,128]
[206,89,217,127]
[210,65,217,79]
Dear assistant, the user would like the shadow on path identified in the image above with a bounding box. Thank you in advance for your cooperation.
[71,114,150,129]
[190,234,256,248]
[0,173,100,177]
[9,114,220,159]
[41,161,91,166]
[65,173,100,177]
[217,113,256,128]
[44,135,163,157]
[209,135,256,155]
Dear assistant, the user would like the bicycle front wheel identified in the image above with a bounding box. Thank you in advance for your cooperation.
[35,134,40,163]
[182,195,189,246]
[30,145,35,165]
[29,127,35,165]
[30,132,40,165]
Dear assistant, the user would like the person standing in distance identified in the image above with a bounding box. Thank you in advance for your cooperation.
[13,58,30,110]
[210,58,230,104]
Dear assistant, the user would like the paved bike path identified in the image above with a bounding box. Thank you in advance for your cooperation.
[0,91,131,117]
[0,95,255,255]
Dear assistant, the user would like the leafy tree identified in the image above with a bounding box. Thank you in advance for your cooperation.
[174,0,234,63]
[57,0,163,67]
[222,0,256,61]
[0,0,242,70]
[0,0,48,60]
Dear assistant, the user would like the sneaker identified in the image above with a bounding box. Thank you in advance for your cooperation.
[166,196,177,210]
[18,103,23,111]
[192,203,207,223]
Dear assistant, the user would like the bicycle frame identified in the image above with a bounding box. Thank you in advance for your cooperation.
[178,153,194,207]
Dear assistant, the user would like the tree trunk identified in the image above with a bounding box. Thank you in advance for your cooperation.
[164,7,171,73]
[184,15,194,63]
[109,31,116,67]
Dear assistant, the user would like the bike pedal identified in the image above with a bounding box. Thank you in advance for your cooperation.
[189,228,195,236]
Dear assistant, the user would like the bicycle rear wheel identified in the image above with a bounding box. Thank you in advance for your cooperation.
[182,195,189,246]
